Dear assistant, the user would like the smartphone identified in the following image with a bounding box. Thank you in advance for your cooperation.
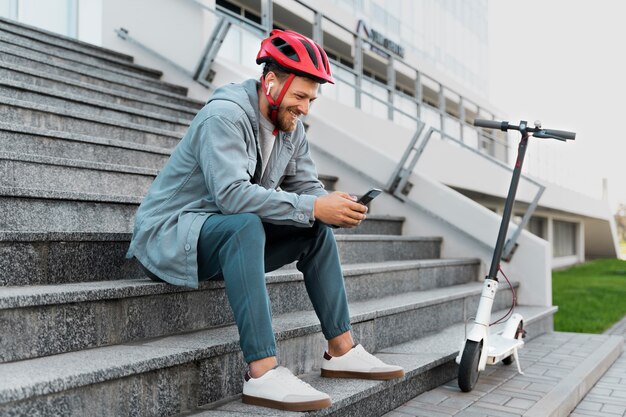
[356,188,382,205]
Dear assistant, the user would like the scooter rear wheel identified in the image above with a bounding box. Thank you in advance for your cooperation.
[458,340,482,392]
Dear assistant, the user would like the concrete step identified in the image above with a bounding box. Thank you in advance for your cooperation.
[387,332,624,417]
[0,122,352,204]
[0,64,198,120]
[0,303,550,417]
[0,231,145,286]
[0,16,135,64]
[0,123,171,171]
[0,35,186,95]
[0,259,480,362]
[335,215,404,236]
[335,235,440,263]
[0,228,441,286]
[0,80,191,133]
[0,43,198,101]
[0,153,404,230]
[0,24,163,80]
[0,97,181,148]
[0,152,156,197]
[189,306,556,417]
[0,187,140,234]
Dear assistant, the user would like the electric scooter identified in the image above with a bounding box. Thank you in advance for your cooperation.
[456,119,576,392]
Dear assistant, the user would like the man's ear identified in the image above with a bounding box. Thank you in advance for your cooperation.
[264,71,276,95]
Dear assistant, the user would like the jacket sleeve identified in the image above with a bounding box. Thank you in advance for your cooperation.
[279,132,328,197]
[192,114,316,225]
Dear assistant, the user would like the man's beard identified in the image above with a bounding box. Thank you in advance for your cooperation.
[276,105,300,132]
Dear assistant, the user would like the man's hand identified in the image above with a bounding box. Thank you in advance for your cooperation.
[314,192,368,228]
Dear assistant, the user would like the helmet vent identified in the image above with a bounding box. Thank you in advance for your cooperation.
[299,40,319,69]
[315,43,328,72]
[271,37,299,62]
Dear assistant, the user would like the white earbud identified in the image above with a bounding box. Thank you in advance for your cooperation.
[266,82,273,95]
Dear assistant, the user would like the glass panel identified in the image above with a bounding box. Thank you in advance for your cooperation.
[361,78,388,120]
[553,220,577,257]
[18,0,73,36]
[421,105,441,130]
[443,115,461,140]
[527,216,545,239]
[394,111,418,130]
[463,125,478,149]
[322,66,356,108]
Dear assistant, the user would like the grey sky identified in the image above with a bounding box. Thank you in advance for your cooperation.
[488,0,626,213]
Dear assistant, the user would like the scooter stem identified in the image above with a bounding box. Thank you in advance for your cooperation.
[487,124,530,280]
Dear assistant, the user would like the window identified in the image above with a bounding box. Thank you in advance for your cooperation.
[526,216,545,239]
[553,220,577,257]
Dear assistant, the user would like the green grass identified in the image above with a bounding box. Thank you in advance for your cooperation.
[552,258,626,333]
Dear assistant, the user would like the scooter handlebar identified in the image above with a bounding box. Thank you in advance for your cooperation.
[542,128,576,140]
[474,119,504,130]
[474,119,576,140]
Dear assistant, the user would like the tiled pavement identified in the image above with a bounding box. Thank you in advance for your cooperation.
[569,315,626,417]
[383,320,626,417]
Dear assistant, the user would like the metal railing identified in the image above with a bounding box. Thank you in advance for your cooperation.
[386,121,545,260]
[116,0,544,259]
[188,0,509,161]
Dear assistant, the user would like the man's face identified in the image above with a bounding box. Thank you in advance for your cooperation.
[274,76,319,132]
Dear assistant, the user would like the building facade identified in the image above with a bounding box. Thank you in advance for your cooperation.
[1,0,618,267]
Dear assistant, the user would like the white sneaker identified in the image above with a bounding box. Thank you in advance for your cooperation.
[321,344,405,380]
[242,366,332,411]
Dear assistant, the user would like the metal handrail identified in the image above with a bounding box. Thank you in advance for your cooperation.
[332,73,420,122]
[387,124,545,259]
[187,0,509,156]
[331,70,508,151]
[291,0,487,116]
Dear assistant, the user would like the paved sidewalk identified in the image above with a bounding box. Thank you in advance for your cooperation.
[382,329,625,417]
[569,314,626,416]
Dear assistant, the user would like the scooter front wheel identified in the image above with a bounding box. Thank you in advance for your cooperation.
[458,340,482,392]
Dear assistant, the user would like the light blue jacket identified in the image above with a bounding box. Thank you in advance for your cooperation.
[126,79,327,288]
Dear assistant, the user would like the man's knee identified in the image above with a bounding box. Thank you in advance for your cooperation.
[234,213,264,237]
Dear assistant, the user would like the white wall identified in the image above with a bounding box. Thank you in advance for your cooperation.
[97,0,218,100]
[77,0,102,45]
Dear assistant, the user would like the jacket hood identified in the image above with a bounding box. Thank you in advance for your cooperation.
[207,79,260,135]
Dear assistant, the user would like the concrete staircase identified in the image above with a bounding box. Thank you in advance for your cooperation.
[0,17,556,416]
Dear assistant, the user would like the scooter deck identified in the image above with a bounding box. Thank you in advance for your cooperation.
[486,334,524,364]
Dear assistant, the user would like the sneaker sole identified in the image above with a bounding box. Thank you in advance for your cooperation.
[242,394,332,411]
[321,368,405,380]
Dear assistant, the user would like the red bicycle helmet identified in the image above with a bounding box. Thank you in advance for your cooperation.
[256,29,334,133]
[256,29,334,84]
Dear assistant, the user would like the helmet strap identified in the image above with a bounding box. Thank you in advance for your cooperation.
[261,73,296,135]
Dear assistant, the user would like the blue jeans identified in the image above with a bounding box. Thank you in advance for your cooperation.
[197,213,352,363]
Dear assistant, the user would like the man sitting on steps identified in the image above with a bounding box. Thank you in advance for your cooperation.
[126,29,404,412]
